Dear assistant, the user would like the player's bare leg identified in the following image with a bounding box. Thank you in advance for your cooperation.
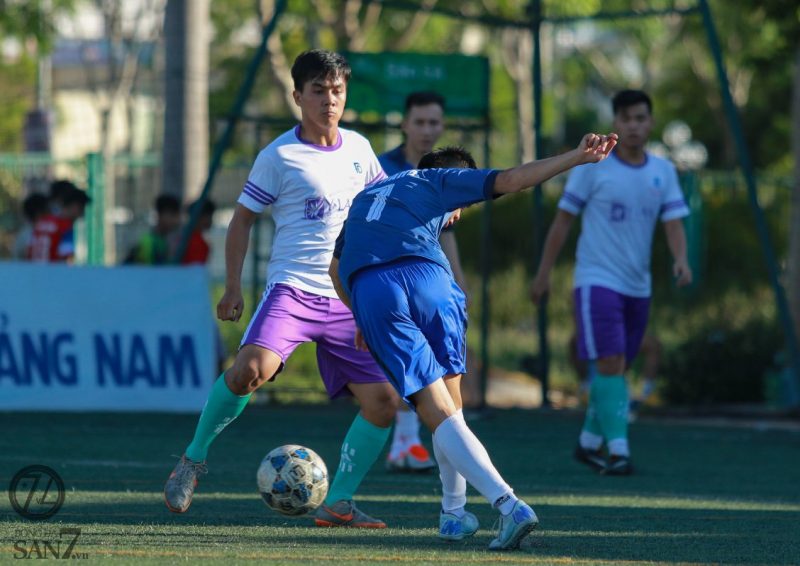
[164,346,280,513]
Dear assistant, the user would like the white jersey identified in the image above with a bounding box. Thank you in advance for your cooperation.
[238,126,387,297]
[558,152,689,297]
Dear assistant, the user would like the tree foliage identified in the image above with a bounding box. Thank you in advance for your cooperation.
[0,0,75,51]
[206,0,797,171]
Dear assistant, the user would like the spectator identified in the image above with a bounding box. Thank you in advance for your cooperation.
[181,198,217,265]
[28,185,91,262]
[48,179,78,215]
[124,194,181,265]
[13,193,49,260]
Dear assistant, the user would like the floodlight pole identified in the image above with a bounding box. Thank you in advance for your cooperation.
[698,0,800,397]
[172,0,287,263]
[530,0,550,406]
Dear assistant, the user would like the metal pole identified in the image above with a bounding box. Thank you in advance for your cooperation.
[530,0,550,406]
[172,0,287,263]
[478,56,492,409]
[86,152,105,265]
[698,0,800,397]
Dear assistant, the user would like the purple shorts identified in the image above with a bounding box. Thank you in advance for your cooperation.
[241,283,388,399]
[574,285,650,363]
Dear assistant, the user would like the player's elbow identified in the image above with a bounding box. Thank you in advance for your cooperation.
[492,170,521,195]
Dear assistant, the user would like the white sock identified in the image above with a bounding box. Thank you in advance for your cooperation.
[494,492,520,515]
[432,412,513,507]
[579,431,603,450]
[607,438,630,457]
[389,409,421,458]
[431,411,467,515]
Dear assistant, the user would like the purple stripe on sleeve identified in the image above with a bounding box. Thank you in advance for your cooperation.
[243,187,271,205]
[244,181,275,201]
[562,192,586,209]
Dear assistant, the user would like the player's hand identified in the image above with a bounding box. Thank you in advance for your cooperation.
[217,288,244,322]
[444,208,463,228]
[577,133,618,164]
[529,273,550,305]
[673,258,693,287]
[354,327,369,352]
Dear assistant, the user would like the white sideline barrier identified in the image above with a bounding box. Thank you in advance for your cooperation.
[0,262,215,412]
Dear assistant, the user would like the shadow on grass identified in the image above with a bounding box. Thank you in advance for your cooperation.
[3,499,798,564]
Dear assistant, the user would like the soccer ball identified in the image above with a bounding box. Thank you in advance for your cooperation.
[256,445,329,516]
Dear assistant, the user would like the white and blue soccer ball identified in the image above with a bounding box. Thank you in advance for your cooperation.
[257,444,329,516]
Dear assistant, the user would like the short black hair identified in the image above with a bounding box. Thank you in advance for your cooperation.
[404,91,446,114]
[49,179,78,203]
[22,193,49,221]
[291,49,351,91]
[188,197,216,217]
[62,187,91,207]
[612,89,652,114]
[154,194,181,215]
[417,146,477,170]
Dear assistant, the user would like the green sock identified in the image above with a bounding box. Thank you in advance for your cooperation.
[590,373,629,442]
[582,364,603,437]
[582,404,604,437]
[185,374,251,462]
[325,413,390,505]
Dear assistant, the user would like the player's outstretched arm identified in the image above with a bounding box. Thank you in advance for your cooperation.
[217,204,257,322]
[494,133,618,195]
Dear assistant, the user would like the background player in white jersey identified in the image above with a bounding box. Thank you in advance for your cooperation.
[530,90,692,475]
[164,49,400,528]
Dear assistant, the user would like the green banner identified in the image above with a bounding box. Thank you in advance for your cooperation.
[346,52,489,118]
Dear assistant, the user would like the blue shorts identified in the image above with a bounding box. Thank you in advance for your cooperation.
[574,285,650,363]
[350,258,467,404]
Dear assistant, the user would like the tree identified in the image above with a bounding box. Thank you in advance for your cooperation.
[163,0,209,202]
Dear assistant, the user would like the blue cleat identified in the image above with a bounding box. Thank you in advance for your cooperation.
[438,510,479,541]
[488,500,538,550]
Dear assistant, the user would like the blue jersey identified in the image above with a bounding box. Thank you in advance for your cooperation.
[335,168,499,294]
[559,152,689,297]
[378,145,413,176]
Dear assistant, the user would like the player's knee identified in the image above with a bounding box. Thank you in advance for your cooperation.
[228,359,272,395]
[362,390,401,427]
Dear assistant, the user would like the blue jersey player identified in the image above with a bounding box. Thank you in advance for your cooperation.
[330,134,617,550]
[530,90,692,476]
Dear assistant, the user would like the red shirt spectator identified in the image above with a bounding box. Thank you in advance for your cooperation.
[29,214,75,262]
[28,186,90,263]
[182,230,210,264]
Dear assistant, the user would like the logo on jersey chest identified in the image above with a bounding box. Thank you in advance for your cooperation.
[353,162,362,174]
[610,202,626,222]
[304,197,352,220]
